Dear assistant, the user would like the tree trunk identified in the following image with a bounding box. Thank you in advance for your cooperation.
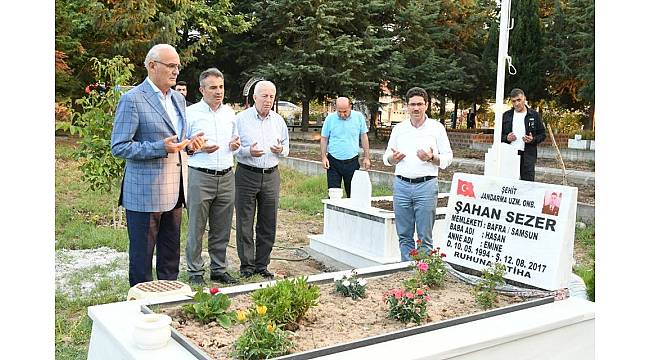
[301,98,310,132]
[452,99,458,129]
[438,94,446,126]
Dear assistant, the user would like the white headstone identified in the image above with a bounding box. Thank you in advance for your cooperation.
[438,173,577,290]
[350,170,372,208]
[484,142,520,179]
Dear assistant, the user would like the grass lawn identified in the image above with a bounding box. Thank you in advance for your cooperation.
[54,138,595,359]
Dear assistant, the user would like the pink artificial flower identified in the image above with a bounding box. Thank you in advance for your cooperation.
[405,292,414,299]
[416,289,424,296]
[425,296,431,302]
[417,262,429,272]
[394,289,404,299]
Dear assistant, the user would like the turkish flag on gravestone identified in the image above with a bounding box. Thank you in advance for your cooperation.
[457,179,476,198]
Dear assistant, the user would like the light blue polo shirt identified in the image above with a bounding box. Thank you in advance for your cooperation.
[321,110,368,160]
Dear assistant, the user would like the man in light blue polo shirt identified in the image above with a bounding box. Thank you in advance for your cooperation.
[320,97,371,197]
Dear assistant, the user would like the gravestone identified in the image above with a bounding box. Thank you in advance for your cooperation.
[437,173,577,290]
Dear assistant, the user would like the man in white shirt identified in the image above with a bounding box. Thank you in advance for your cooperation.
[501,88,547,181]
[235,80,289,279]
[383,87,453,261]
[185,68,241,285]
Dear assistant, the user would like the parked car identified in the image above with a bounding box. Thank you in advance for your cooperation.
[276,101,301,123]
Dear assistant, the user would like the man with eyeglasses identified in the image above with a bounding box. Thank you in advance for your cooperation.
[320,97,371,198]
[111,43,206,286]
[382,87,453,261]
[501,88,546,181]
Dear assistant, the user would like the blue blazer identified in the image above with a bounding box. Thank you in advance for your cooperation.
[111,80,189,212]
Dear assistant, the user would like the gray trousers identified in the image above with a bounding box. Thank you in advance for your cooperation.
[185,167,235,276]
[235,166,280,273]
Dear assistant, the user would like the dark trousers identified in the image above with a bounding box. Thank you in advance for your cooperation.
[235,165,280,273]
[518,150,536,181]
[125,202,182,287]
[326,153,360,198]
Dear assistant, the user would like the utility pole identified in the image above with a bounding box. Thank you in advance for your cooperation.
[484,0,520,179]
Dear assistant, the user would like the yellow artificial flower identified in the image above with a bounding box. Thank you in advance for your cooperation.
[267,322,275,332]
[256,305,268,316]
[236,310,248,322]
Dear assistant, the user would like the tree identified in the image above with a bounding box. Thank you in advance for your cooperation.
[506,0,546,103]
[55,0,251,101]
[56,56,134,196]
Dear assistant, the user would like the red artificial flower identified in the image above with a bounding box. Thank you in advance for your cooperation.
[416,239,422,245]
[440,253,447,258]
[409,249,418,256]
[210,287,220,295]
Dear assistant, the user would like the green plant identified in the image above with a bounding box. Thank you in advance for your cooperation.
[56,56,134,194]
[473,262,507,310]
[232,304,293,360]
[333,270,367,300]
[384,288,430,324]
[409,244,447,288]
[182,289,236,327]
[251,276,320,329]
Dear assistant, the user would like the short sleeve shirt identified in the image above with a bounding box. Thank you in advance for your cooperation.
[320,110,368,160]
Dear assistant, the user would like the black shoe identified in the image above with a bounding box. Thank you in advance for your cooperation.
[255,269,275,279]
[210,271,239,284]
[188,275,206,285]
[240,270,254,278]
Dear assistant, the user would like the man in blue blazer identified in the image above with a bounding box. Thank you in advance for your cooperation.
[111,44,205,286]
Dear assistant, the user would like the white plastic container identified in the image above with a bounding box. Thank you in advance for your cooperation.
[133,313,172,350]
[328,188,344,200]
[350,170,372,208]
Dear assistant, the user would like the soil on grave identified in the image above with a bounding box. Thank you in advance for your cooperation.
[159,271,525,359]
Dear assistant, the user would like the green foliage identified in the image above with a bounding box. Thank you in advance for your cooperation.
[541,100,585,135]
[333,271,367,300]
[251,277,320,328]
[384,288,430,324]
[473,262,506,309]
[232,306,293,360]
[182,291,236,327]
[409,246,447,288]
[574,224,595,301]
[507,0,545,102]
[56,56,133,194]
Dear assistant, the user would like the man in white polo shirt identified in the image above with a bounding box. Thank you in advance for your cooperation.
[383,87,453,261]
[185,68,241,285]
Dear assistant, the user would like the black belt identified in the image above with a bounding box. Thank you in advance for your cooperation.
[397,175,436,184]
[328,153,359,164]
[238,163,278,174]
[190,166,232,176]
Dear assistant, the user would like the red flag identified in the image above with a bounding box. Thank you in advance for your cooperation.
[457,180,475,198]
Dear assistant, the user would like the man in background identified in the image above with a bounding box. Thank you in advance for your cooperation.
[320,97,371,198]
[501,88,546,181]
[174,80,193,106]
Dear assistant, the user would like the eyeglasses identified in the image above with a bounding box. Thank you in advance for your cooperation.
[408,102,426,107]
[153,60,182,71]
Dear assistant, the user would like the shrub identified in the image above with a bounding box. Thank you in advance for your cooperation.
[232,305,293,360]
[473,263,506,310]
[251,276,319,329]
[384,288,430,324]
[182,289,236,327]
[333,270,367,300]
[409,244,447,288]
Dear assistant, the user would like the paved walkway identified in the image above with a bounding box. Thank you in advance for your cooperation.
[290,141,594,186]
